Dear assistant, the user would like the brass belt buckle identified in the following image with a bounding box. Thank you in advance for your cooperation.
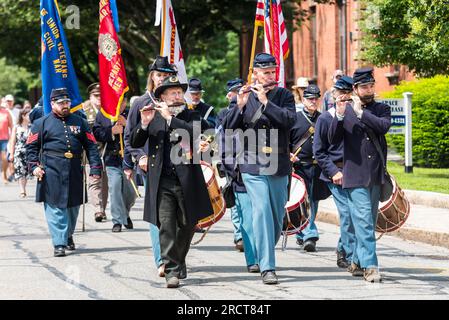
[64,152,73,159]
[262,146,273,154]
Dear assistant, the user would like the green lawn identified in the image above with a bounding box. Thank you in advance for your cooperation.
[387,161,449,194]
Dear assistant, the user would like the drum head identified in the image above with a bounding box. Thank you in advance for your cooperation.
[379,177,398,206]
[201,161,214,185]
[377,176,410,233]
[285,173,307,211]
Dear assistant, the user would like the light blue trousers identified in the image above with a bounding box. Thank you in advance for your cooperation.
[230,206,243,243]
[327,183,356,262]
[347,186,380,269]
[241,173,289,273]
[106,167,136,226]
[143,178,163,268]
[234,191,258,267]
[44,203,80,247]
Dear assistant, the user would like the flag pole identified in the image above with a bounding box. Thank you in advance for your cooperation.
[82,152,86,232]
[119,132,124,158]
[247,23,261,84]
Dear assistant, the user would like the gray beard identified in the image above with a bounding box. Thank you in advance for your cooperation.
[171,105,185,117]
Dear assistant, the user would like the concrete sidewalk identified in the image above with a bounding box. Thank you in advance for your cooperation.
[317,190,449,249]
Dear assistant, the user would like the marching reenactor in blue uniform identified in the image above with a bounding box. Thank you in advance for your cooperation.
[290,84,331,253]
[221,53,296,284]
[93,97,136,233]
[26,88,102,257]
[329,67,391,283]
[216,78,259,272]
[188,78,216,129]
[313,76,356,269]
[131,75,213,288]
[124,55,177,278]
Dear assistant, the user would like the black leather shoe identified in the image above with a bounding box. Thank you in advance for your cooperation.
[112,224,122,232]
[247,264,260,273]
[234,239,244,252]
[296,238,304,247]
[54,246,66,257]
[95,212,104,222]
[303,239,317,252]
[66,237,75,251]
[348,263,364,277]
[337,251,350,268]
[179,264,187,279]
[261,270,278,285]
[124,217,133,229]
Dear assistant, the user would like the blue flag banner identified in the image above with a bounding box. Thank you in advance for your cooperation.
[41,0,83,114]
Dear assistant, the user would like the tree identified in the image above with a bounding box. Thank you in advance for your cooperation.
[0,58,37,104]
[360,0,449,77]
[1,0,333,101]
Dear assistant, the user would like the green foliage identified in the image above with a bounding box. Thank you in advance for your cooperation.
[186,32,239,110]
[383,75,449,168]
[0,0,333,97]
[0,58,37,103]
[360,0,449,77]
[388,161,449,194]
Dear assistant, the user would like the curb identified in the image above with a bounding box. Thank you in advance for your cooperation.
[404,190,449,210]
[317,209,449,250]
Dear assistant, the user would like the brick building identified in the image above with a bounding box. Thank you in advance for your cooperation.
[291,0,414,96]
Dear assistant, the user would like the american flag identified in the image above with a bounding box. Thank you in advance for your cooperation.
[255,0,289,87]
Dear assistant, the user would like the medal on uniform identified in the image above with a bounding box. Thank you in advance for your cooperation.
[64,152,73,159]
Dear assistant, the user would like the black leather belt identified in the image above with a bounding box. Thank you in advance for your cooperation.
[44,151,81,159]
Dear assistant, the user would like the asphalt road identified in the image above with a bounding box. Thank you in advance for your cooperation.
[1,181,448,300]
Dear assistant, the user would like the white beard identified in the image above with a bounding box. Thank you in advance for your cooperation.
[170,105,185,117]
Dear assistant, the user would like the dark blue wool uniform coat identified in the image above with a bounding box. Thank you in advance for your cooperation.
[312,108,344,183]
[26,112,102,208]
[328,101,391,189]
[93,110,128,168]
[130,109,213,226]
[221,87,296,177]
[216,104,246,193]
[191,101,216,129]
[290,110,331,200]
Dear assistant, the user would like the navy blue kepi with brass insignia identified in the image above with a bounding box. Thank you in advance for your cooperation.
[353,67,375,85]
[50,88,71,102]
[334,76,354,91]
[227,78,244,92]
[253,53,277,68]
[303,84,321,98]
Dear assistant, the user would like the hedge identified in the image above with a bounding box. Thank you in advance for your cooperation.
[382,75,449,168]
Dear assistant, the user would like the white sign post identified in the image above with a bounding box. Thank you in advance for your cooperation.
[379,94,413,173]
[403,92,413,173]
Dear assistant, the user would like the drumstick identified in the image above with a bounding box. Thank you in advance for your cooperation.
[290,146,302,162]
[129,179,141,198]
